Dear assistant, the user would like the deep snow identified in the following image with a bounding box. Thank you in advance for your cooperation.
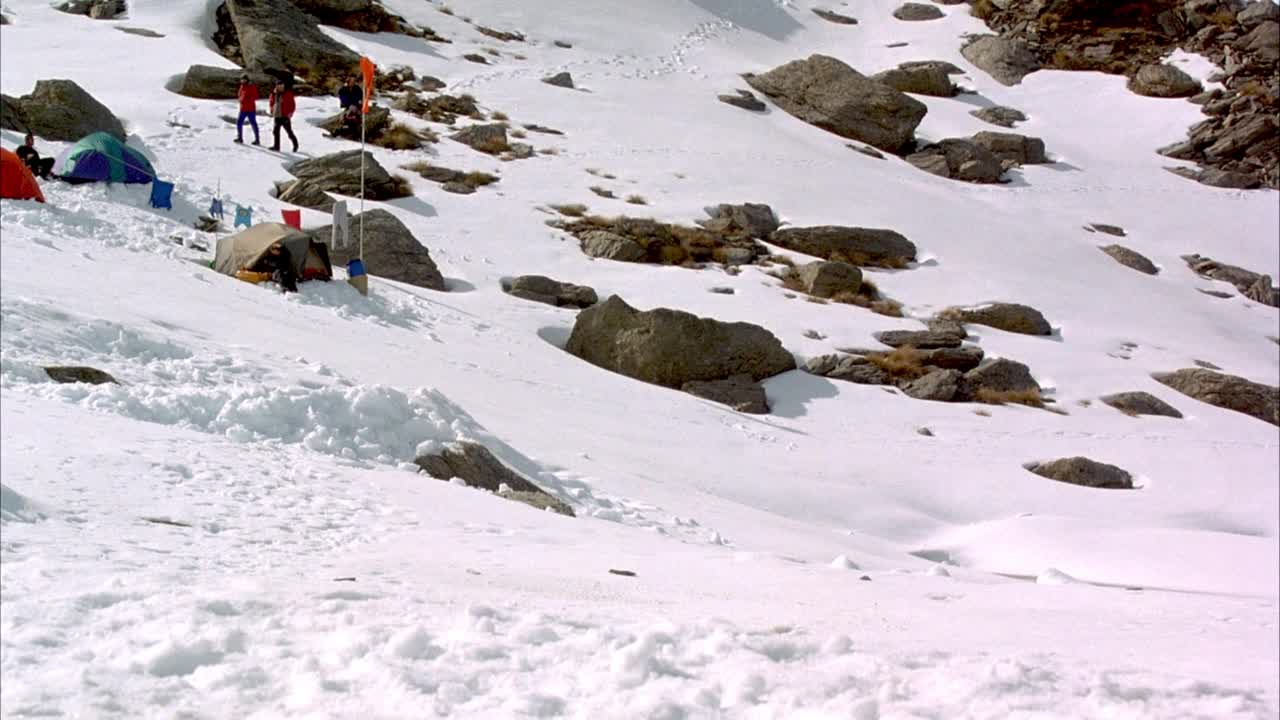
[1,0,1278,717]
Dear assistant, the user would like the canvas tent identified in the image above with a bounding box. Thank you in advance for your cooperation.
[214,223,333,283]
[1,148,45,203]
[54,132,155,184]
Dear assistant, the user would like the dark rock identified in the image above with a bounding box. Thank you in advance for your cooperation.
[1088,223,1126,236]
[1153,368,1279,426]
[893,2,944,21]
[318,105,391,139]
[450,123,509,154]
[1027,457,1134,489]
[418,76,446,91]
[813,8,857,24]
[902,369,963,401]
[57,0,124,19]
[964,358,1040,394]
[305,209,445,291]
[176,65,274,100]
[797,260,862,298]
[1128,63,1202,97]
[718,89,767,112]
[770,226,917,267]
[1101,245,1159,275]
[804,355,893,385]
[943,303,1052,336]
[906,139,1005,183]
[1239,1,1280,27]
[116,26,163,37]
[970,130,1047,165]
[4,79,125,141]
[277,178,336,211]
[221,0,361,83]
[1244,275,1280,307]
[1182,253,1269,296]
[875,328,964,349]
[700,203,779,238]
[970,105,1027,128]
[682,374,770,414]
[871,64,957,97]
[44,366,118,384]
[580,230,647,262]
[503,275,598,309]
[744,54,928,153]
[415,442,574,516]
[441,181,474,194]
[565,296,796,388]
[1101,391,1183,418]
[961,35,1040,86]
[918,345,984,371]
[542,72,574,89]
[287,150,409,204]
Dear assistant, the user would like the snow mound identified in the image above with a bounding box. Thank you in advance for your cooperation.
[1037,568,1081,586]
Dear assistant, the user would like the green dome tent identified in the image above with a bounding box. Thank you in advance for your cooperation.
[53,132,155,184]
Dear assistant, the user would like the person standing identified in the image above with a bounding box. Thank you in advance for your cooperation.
[234,74,261,145]
[269,80,299,153]
[15,133,54,178]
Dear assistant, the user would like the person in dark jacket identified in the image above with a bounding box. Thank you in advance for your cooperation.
[268,80,299,153]
[234,75,261,145]
[332,76,363,140]
[253,242,299,292]
[15,133,54,179]
[337,76,363,111]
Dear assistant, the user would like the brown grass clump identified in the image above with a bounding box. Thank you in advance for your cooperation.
[626,194,648,205]
[401,160,432,175]
[438,5,454,14]
[463,171,499,187]
[491,110,510,121]
[473,136,510,155]
[539,147,560,155]
[867,346,929,381]
[550,203,588,217]
[389,173,414,197]
[510,128,527,139]
[832,278,903,317]
[374,123,429,150]
[769,268,805,293]
[970,0,996,19]
[590,186,616,199]
[973,408,992,417]
[974,388,1045,408]
[830,249,908,270]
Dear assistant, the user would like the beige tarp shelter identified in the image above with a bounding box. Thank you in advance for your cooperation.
[213,223,333,282]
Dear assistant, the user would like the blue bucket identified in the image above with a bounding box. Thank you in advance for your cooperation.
[347,259,366,277]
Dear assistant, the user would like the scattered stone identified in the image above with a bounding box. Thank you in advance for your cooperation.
[503,275,598,309]
[285,150,411,206]
[918,345,985,371]
[57,0,124,19]
[813,8,858,24]
[710,286,735,295]
[804,354,893,385]
[699,203,779,238]
[441,181,474,194]
[554,40,573,49]
[682,374,770,414]
[415,442,573,516]
[970,130,1047,165]
[906,139,1005,183]
[849,143,885,159]
[565,296,796,389]
[1153,368,1279,426]
[917,427,934,437]
[43,366,117,385]
[560,215,767,267]
[718,89,767,112]
[1027,457,1134,489]
[542,72,574,89]
[744,54,928,153]
[1088,223,1126,236]
[1101,391,1183,418]
[450,123,509,154]
[580,230,647,262]
[970,105,1027,128]
[1194,360,1223,370]
[276,178,335,210]
[770,226,917,267]
[797,261,862,298]
[961,34,1041,86]
[463,53,489,64]
[1,79,125,141]
[875,328,964,349]
[893,2,944,21]
[1100,245,1159,275]
[117,26,163,37]
[418,76,446,91]
[871,63,957,97]
[902,369,963,401]
[476,25,524,42]
[964,357,1040,395]
[304,209,445,291]
[176,65,274,100]
[1128,63,1202,97]
[941,303,1052,336]
[1183,253,1280,306]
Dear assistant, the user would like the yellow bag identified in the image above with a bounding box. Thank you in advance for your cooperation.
[235,270,272,284]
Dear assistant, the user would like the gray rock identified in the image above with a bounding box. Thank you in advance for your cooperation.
[449,123,509,153]
[899,60,964,75]
[1236,20,1279,62]
[906,139,1005,183]
[305,209,445,291]
[797,260,862,298]
[1128,64,1202,98]
[961,35,1041,86]
[970,105,1027,128]
[1182,253,1265,293]
[293,0,373,11]
[1100,391,1183,418]
[1195,167,1264,189]
[718,90,767,112]
[318,105,391,138]
[277,178,335,211]
[682,374,770,414]
[1244,275,1280,307]
[871,64,957,97]
[3,79,125,141]
[565,296,796,388]
[701,203,779,238]
[287,150,410,203]
[1154,369,1279,426]
[415,442,574,516]
[1027,457,1134,489]
[744,54,928,153]
[58,0,125,18]
[223,0,360,81]
[503,275,598,309]
[902,369,963,401]
[875,328,964,349]
[964,358,1041,394]
[943,303,1052,336]
[1238,1,1280,27]
[1088,223,1126,236]
[893,2,944,20]
[542,72,574,89]
[1,94,27,133]
[44,366,117,384]
[441,181,475,194]
[812,8,858,24]
[176,65,274,100]
[971,131,1047,165]
[770,226,917,267]
[918,345,984,371]
[1101,245,1159,275]
[580,230,647,262]
[804,354,893,385]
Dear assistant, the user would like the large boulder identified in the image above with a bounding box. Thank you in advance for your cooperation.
[681,374,770,414]
[942,303,1052,336]
[875,328,964,349]
[1,94,26,133]
[970,131,1047,165]
[906,139,1005,183]
[699,203,779,238]
[1101,245,1159,275]
[1153,369,1279,426]
[286,150,410,202]
[744,54,928,153]
[1101,391,1183,418]
[1027,457,1134,489]
[222,0,361,83]
[277,179,336,211]
[1236,20,1279,63]
[961,35,1041,86]
[770,226,917,267]
[305,209,445,291]
[503,275,597,309]
[580,231,647,262]
[871,64,957,97]
[450,123,509,154]
[175,65,274,100]
[917,345,984,371]
[902,369,963,401]
[415,442,574,516]
[797,260,862,298]
[893,3,944,21]
[1128,64,1202,98]
[964,358,1041,395]
[3,80,124,141]
[565,296,796,388]
[44,366,118,385]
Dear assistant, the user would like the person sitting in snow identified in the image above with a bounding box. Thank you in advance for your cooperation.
[251,242,299,293]
[233,74,261,145]
[15,133,54,179]
[331,76,363,140]
[268,80,299,153]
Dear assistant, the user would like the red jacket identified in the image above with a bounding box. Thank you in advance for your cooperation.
[238,83,258,112]
[270,90,296,118]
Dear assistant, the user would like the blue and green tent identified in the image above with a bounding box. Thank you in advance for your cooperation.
[54,132,155,184]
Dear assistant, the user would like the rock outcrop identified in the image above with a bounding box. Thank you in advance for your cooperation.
[1,79,125,141]
[44,366,118,384]
[770,226,917,267]
[1183,253,1279,307]
[906,139,1006,183]
[305,209,445,291]
[216,0,361,84]
[502,275,597,309]
[871,63,958,97]
[283,151,411,208]
[175,65,274,100]
[961,35,1041,86]
[1153,368,1279,426]
[970,131,1048,165]
[415,442,574,516]
[1027,457,1134,489]
[559,216,767,267]
[1128,63,1202,97]
[940,303,1052,336]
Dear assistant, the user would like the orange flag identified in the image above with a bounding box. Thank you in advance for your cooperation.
[360,56,376,114]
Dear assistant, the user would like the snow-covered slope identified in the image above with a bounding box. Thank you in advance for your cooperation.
[2,0,1277,717]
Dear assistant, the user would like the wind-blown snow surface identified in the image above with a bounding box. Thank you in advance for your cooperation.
[2,0,1278,716]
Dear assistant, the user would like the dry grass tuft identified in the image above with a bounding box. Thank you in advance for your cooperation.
[550,203,588,217]
[867,346,929,381]
[438,4,454,14]
[974,388,1045,408]
[832,278,903,317]
[625,194,647,205]
[510,128,527,139]
[973,408,992,417]
[491,110,509,121]
[389,173,414,197]
[401,160,432,175]
[589,186,616,199]
[463,171,499,187]
[769,268,805,293]
[374,123,429,150]
[539,147,560,155]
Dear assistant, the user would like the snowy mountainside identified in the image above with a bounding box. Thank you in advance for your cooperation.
[1,0,1278,717]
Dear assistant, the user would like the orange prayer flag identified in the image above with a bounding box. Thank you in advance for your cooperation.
[360,56,376,113]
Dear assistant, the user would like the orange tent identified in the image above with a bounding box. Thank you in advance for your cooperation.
[1,148,45,203]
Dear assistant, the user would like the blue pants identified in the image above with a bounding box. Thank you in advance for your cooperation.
[236,111,260,142]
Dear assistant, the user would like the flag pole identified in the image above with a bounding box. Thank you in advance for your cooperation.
[359,107,366,262]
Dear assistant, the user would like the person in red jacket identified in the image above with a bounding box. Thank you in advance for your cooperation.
[268,79,298,153]
[233,75,260,145]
